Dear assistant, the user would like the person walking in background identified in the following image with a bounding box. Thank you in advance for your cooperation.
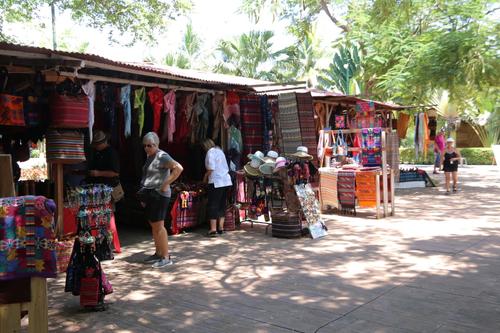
[433,128,446,174]
[139,132,183,268]
[201,138,232,237]
[441,137,461,194]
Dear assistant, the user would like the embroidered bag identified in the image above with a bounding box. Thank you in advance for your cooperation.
[0,68,25,126]
[46,130,86,164]
[49,93,89,128]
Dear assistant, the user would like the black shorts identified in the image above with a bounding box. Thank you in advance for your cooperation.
[443,162,458,173]
[143,189,170,222]
[207,184,230,219]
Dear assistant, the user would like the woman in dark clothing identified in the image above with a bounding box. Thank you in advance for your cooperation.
[441,137,461,194]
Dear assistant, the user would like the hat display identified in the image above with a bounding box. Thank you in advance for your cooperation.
[249,158,262,169]
[259,162,276,176]
[291,146,313,160]
[266,150,279,159]
[273,157,287,173]
[92,130,107,145]
[247,150,265,162]
[244,163,261,177]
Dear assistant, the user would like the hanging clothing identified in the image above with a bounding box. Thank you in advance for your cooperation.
[397,112,411,140]
[212,93,225,144]
[82,81,96,140]
[162,90,176,143]
[260,95,272,152]
[134,87,146,136]
[192,94,210,143]
[148,87,164,134]
[228,125,243,153]
[174,93,193,143]
[120,85,132,137]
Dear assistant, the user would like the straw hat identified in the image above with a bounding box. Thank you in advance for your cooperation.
[291,146,313,160]
[262,150,279,164]
[244,163,261,177]
[247,150,265,162]
[92,130,107,145]
[249,158,262,169]
[259,162,276,176]
[273,157,287,173]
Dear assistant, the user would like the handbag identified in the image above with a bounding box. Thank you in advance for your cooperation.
[336,130,348,156]
[111,183,124,202]
[0,68,25,126]
[46,129,86,164]
[49,93,89,128]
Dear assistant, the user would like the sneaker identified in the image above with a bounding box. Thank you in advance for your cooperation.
[144,253,162,263]
[152,257,174,268]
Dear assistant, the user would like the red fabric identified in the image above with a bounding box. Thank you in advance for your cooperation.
[226,91,240,105]
[148,87,164,134]
[62,207,78,236]
[0,94,25,126]
[109,213,121,253]
[49,94,89,128]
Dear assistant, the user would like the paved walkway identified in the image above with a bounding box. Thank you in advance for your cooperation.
[44,166,500,333]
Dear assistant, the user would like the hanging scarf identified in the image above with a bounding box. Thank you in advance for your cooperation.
[82,81,95,140]
[162,90,176,143]
[147,87,164,135]
[134,87,146,136]
[120,85,131,137]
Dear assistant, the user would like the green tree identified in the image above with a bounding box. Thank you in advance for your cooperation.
[214,30,282,80]
[0,0,192,45]
[163,22,202,69]
[318,44,362,94]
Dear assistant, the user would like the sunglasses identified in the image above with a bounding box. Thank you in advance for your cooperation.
[143,144,155,148]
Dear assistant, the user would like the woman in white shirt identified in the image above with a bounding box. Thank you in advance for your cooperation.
[201,139,233,237]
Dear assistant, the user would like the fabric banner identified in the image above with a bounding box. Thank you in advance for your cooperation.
[295,92,318,163]
[278,93,302,155]
[319,168,339,209]
[356,170,377,208]
[361,127,382,167]
[386,132,400,182]
[240,94,263,160]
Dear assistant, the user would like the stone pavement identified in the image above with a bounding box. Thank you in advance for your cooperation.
[42,165,500,333]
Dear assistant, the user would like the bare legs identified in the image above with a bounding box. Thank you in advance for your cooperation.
[209,217,225,233]
[149,221,169,258]
[452,171,458,190]
[445,172,451,192]
[444,171,458,192]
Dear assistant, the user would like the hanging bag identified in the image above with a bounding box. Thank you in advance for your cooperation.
[50,79,89,128]
[336,130,348,156]
[23,71,46,127]
[46,129,86,164]
[0,68,26,126]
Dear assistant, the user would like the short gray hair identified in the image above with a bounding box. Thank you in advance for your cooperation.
[143,132,160,146]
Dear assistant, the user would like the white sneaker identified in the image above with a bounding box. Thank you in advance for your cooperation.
[152,257,174,268]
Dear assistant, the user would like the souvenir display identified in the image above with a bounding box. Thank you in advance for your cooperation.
[294,184,327,239]
[361,127,382,167]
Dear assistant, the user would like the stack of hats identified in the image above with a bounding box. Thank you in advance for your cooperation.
[243,146,314,177]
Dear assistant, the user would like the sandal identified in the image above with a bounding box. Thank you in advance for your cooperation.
[217,230,226,235]
[206,231,217,237]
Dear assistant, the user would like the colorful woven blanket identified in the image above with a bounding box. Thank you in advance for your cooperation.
[0,196,57,281]
[278,93,303,154]
[361,127,382,167]
[337,170,356,214]
[296,92,317,163]
[319,169,339,209]
[240,94,263,160]
[356,171,377,208]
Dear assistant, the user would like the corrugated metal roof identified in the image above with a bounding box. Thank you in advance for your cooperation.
[0,42,273,87]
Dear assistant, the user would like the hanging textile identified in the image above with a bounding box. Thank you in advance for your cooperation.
[120,85,132,138]
[82,81,96,140]
[260,95,272,152]
[228,125,243,153]
[134,87,146,136]
[397,112,410,140]
[192,93,210,143]
[428,116,437,140]
[319,168,339,209]
[361,127,382,167]
[356,170,378,208]
[162,90,176,143]
[240,94,263,160]
[224,91,240,123]
[278,93,302,155]
[270,99,281,152]
[147,87,164,135]
[414,113,420,159]
[337,170,356,214]
[174,92,194,143]
[314,103,326,132]
[0,196,57,281]
[296,92,318,163]
[211,92,225,144]
[99,84,116,132]
[386,132,400,182]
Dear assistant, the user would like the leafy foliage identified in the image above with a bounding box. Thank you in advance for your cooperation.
[163,23,202,69]
[1,0,192,44]
[318,44,362,94]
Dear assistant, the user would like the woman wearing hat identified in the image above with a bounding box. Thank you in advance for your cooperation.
[202,139,232,237]
[441,137,461,194]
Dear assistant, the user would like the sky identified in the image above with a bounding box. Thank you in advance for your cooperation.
[3,0,341,67]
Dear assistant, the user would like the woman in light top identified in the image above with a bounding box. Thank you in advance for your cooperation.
[139,132,183,268]
[201,139,232,237]
[441,137,461,194]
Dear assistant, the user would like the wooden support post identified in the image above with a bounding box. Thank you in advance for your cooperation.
[53,163,64,237]
[390,169,395,216]
[375,172,381,219]
[28,278,48,333]
[0,303,21,333]
[381,131,389,217]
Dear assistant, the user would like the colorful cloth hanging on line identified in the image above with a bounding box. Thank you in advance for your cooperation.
[296,92,317,163]
[278,93,302,155]
[240,94,263,160]
[0,196,57,281]
[148,87,164,135]
[361,127,382,167]
[260,95,272,153]
[134,87,146,136]
[319,169,339,209]
[355,101,375,115]
[120,85,132,138]
[337,170,356,214]
[397,113,410,140]
[356,170,378,208]
[162,90,176,143]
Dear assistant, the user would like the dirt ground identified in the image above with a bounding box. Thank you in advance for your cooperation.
[41,165,500,333]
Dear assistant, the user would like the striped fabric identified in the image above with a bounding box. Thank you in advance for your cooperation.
[278,93,302,155]
[386,132,400,182]
[296,92,317,163]
[356,170,377,208]
[46,130,86,163]
[319,168,339,209]
[338,170,356,212]
[240,94,263,160]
